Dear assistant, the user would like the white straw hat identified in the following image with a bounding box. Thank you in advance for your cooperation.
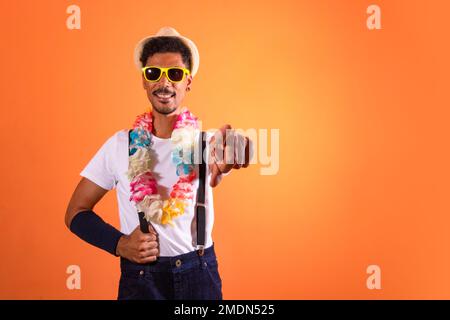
[134,26,200,77]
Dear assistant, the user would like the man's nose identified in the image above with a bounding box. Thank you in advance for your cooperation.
[158,71,171,85]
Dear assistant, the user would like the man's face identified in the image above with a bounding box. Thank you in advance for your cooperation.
[142,52,192,115]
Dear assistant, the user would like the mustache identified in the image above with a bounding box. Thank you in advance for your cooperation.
[153,88,176,95]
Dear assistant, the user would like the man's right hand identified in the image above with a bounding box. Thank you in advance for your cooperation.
[116,224,159,264]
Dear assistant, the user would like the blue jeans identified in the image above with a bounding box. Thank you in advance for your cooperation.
[117,244,223,300]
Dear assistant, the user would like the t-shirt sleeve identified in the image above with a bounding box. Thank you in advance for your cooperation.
[80,133,118,191]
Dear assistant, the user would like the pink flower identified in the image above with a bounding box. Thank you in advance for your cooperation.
[129,172,158,202]
[133,112,153,132]
[174,110,198,129]
[179,171,196,182]
[170,180,194,199]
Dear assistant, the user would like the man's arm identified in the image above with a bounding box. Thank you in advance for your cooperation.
[65,177,159,263]
[65,177,108,228]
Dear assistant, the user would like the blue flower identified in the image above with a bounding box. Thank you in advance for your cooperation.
[172,147,183,165]
[130,129,151,151]
[176,163,194,176]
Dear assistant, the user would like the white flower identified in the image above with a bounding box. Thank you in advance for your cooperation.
[138,194,163,224]
[171,128,195,149]
[171,128,196,164]
[126,148,151,180]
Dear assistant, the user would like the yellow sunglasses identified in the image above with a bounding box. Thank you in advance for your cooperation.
[142,66,190,83]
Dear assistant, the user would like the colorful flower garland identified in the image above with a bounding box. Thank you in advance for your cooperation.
[126,107,199,226]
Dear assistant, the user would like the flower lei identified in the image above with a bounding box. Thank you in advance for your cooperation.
[126,107,199,226]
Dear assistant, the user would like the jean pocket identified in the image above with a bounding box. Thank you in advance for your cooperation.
[117,271,146,300]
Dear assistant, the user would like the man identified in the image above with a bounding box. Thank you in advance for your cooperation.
[65,27,251,300]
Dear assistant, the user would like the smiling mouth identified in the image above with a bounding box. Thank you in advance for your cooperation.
[153,92,176,100]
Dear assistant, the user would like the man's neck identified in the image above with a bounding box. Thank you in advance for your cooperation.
[151,109,180,139]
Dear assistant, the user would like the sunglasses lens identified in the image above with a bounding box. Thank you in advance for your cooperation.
[167,68,185,82]
[144,67,161,81]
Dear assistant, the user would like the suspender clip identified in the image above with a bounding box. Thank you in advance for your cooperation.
[197,245,205,256]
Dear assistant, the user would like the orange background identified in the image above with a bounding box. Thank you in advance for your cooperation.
[0,0,449,299]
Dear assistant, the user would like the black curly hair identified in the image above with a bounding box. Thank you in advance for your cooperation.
[139,36,192,71]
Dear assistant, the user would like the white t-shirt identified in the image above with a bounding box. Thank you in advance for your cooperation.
[80,129,216,257]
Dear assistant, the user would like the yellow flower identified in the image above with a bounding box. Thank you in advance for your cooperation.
[161,198,188,225]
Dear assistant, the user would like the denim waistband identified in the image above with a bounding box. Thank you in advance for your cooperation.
[120,244,217,274]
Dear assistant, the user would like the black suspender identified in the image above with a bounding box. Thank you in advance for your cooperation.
[128,129,207,254]
[196,131,207,255]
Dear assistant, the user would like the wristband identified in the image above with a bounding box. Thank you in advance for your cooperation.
[69,209,123,256]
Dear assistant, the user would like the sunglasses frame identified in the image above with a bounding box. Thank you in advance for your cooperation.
[142,66,191,83]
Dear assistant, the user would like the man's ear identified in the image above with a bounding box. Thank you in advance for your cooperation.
[186,74,193,91]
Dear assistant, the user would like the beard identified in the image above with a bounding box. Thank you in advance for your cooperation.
[151,102,178,115]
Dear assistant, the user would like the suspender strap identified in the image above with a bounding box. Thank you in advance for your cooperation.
[196,131,207,255]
